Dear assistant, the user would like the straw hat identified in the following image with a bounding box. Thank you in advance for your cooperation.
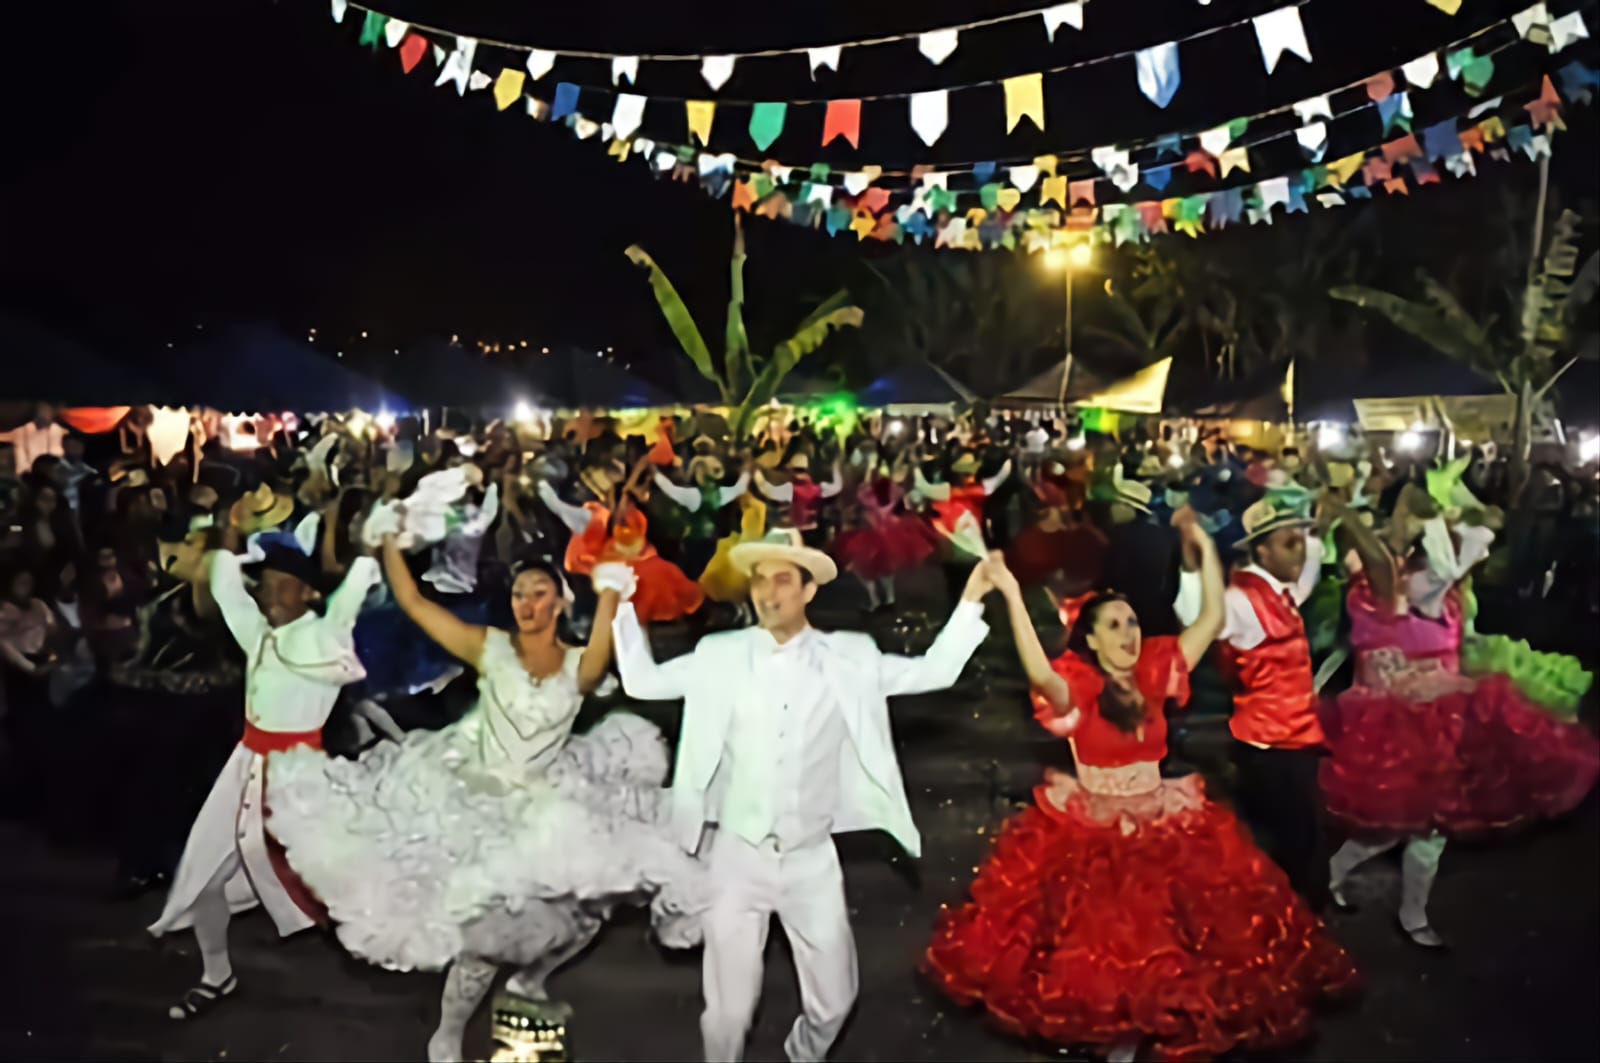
[230,483,294,533]
[1236,494,1313,546]
[786,452,812,473]
[687,454,726,483]
[1108,467,1152,514]
[729,527,838,584]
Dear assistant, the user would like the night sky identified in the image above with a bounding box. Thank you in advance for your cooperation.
[3,0,1594,382]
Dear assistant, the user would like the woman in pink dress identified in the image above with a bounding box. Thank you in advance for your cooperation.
[1320,488,1600,947]
[831,453,939,611]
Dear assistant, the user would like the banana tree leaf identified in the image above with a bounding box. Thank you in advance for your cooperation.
[725,218,751,397]
[624,245,724,398]
[1417,273,1493,355]
[773,304,864,365]
[1330,284,1499,376]
[791,290,858,336]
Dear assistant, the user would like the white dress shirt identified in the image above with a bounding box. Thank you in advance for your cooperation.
[652,470,750,511]
[715,626,848,851]
[1174,532,1325,651]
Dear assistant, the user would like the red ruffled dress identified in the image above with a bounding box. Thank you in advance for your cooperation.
[1319,576,1599,838]
[830,478,939,581]
[925,637,1357,1061]
[566,505,705,623]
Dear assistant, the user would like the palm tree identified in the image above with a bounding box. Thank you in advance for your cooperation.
[624,217,863,439]
[1331,204,1596,497]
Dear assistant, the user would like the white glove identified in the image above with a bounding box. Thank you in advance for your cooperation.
[360,501,409,550]
[591,562,637,601]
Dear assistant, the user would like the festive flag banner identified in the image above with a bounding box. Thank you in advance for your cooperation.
[1004,73,1046,131]
[527,49,556,80]
[1042,3,1086,39]
[919,29,961,64]
[808,45,841,77]
[702,55,736,90]
[823,99,862,147]
[1135,43,1182,108]
[910,89,949,146]
[1254,7,1312,74]
[494,68,526,111]
[612,92,646,137]
[749,101,787,150]
[398,33,428,73]
[384,18,408,47]
[435,37,477,95]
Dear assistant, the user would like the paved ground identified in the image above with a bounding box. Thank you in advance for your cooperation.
[2,568,1596,1062]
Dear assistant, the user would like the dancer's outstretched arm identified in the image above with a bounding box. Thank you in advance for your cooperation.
[577,565,627,694]
[381,533,486,666]
[988,553,1072,717]
[1173,512,1225,671]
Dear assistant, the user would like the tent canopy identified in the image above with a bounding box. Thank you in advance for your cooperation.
[165,324,402,413]
[997,356,1171,413]
[0,313,166,405]
[857,362,977,410]
[379,338,529,410]
[526,346,673,410]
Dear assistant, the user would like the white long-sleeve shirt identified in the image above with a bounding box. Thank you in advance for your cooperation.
[1174,532,1325,651]
[652,470,750,511]
[536,480,596,534]
[754,467,842,503]
[909,459,1013,503]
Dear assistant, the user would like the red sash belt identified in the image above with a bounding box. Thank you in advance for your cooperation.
[242,722,324,755]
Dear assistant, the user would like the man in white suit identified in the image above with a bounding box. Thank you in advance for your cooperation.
[610,528,995,1062]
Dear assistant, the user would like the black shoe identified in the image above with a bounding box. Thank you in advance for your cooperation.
[1396,918,1447,950]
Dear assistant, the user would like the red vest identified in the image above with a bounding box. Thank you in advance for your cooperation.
[1220,571,1323,749]
[790,479,823,530]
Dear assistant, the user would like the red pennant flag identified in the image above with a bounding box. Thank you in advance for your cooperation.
[822,99,862,148]
[1524,74,1563,132]
[1139,202,1168,233]
[1365,72,1395,102]
[1381,134,1423,164]
[855,187,891,214]
[1184,150,1218,178]
[399,34,428,74]
[1458,126,1486,153]
[1068,179,1097,207]
[1362,156,1393,185]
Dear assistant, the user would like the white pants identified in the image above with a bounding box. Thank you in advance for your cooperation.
[700,831,857,1063]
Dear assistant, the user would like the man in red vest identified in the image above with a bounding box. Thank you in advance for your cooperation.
[1177,493,1329,907]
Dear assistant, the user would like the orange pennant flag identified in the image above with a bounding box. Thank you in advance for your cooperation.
[822,99,862,148]
[1383,177,1410,196]
[731,179,757,212]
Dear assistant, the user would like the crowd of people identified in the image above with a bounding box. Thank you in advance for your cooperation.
[1,396,1597,1062]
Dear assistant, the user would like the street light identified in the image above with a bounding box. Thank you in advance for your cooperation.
[1043,242,1094,406]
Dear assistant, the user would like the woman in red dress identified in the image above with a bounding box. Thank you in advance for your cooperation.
[831,452,940,611]
[926,517,1357,1062]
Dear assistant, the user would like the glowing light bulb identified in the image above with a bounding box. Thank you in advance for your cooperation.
[1317,424,1345,450]
[1066,434,1086,451]
[1580,435,1600,463]
[513,400,534,423]
[1068,242,1093,268]
[374,410,396,432]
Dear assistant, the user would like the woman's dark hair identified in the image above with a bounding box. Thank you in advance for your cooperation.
[1064,591,1148,735]
[499,553,574,642]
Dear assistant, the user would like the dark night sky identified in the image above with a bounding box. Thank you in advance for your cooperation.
[2,0,1594,378]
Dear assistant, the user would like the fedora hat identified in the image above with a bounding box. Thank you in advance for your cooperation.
[1108,466,1152,514]
[1236,494,1313,547]
[687,454,726,483]
[786,452,812,472]
[729,527,838,585]
[230,483,294,533]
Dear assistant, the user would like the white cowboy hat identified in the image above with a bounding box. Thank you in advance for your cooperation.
[729,527,838,585]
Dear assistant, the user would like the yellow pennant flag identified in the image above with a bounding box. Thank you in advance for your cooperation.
[1004,73,1045,133]
[493,68,526,111]
[1040,174,1068,208]
[1426,0,1462,13]
[686,100,716,145]
[1327,153,1365,187]
[1033,154,1058,176]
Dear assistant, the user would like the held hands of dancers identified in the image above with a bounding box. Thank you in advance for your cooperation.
[591,562,637,602]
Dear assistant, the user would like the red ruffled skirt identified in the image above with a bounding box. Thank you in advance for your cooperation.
[1320,673,1600,838]
[831,515,939,581]
[925,774,1357,1061]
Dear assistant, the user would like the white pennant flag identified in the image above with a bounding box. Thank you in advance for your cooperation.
[807,183,834,206]
[601,122,615,141]
[1468,96,1503,118]
[1444,151,1476,178]
[1295,121,1328,160]
[653,151,677,172]
[573,118,601,140]
[910,90,949,145]
[1091,146,1128,173]
[634,137,655,156]
[843,171,874,195]
[331,0,347,24]
[1008,164,1041,192]
[436,38,478,95]
[526,49,557,80]
[526,96,550,120]
[1135,42,1181,108]
[612,93,646,139]
[1293,95,1332,123]
[612,56,639,85]
[699,153,737,176]
[919,29,960,64]
[384,19,409,48]
[1109,162,1139,193]
[1198,125,1232,156]
[1401,53,1440,89]
[701,55,736,90]
[920,171,951,191]
[433,44,447,67]
[1512,3,1551,42]
[807,45,841,77]
[1549,11,1590,51]
[770,165,795,185]
[1041,3,1085,39]
[935,217,967,250]
[467,69,492,92]
[1316,192,1346,208]
[1253,7,1312,74]
[1259,177,1291,209]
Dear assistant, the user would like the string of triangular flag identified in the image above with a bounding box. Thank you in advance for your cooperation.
[335,0,1324,129]
[330,0,1591,199]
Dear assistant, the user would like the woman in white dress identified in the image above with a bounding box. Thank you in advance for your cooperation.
[267,537,703,1062]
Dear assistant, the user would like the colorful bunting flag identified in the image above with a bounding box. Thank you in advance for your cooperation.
[551,81,580,121]
[919,29,960,64]
[384,19,409,48]
[1004,73,1046,132]
[611,92,645,137]
[612,56,639,86]
[1042,3,1086,39]
[808,45,841,77]
[910,90,948,146]
[1254,7,1312,73]
[823,99,862,148]
[1402,53,1441,89]
[494,68,526,111]
[399,33,428,74]
[749,102,787,150]
[686,100,715,144]
[526,49,556,80]
[701,55,736,90]
[1135,43,1181,108]
[435,37,477,95]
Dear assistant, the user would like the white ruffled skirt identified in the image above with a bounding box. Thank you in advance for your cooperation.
[265,712,705,971]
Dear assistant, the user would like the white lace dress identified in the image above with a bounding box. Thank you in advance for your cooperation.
[266,630,705,972]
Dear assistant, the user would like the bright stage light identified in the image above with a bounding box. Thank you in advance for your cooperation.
[887,418,905,435]
[513,400,534,423]
[1395,424,1424,452]
[1316,424,1345,449]
[1580,434,1600,464]
[374,410,396,433]
[1066,434,1086,451]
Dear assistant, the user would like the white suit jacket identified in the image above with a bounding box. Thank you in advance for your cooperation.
[612,601,988,858]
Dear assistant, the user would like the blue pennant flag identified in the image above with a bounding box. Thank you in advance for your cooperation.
[551,82,580,121]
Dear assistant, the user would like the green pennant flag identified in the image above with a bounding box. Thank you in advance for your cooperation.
[1226,116,1250,141]
[749,102,788,151]
[808,161,831,182]
[925,186,958,214]
[358,11,388,50]
[752,173,776,199]
[979,182,1002,211]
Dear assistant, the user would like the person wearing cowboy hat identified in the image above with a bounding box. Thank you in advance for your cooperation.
[149,534,380,1021]
[610,529,1001,1063]
[229,482,295,536]
[753,451,844,547]
[1173,489,1333,910]
[651,448,751,579]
